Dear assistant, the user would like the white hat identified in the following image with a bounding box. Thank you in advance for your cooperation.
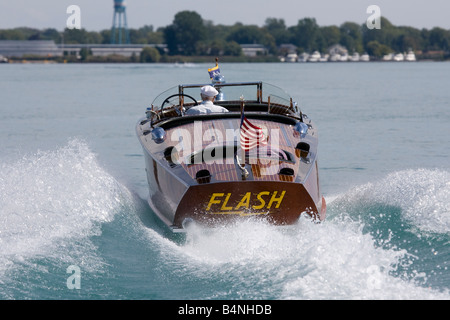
[201,85,219,97]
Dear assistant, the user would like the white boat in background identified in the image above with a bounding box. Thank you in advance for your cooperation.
[0,55,8,63]
[393,53,404,62]
[319,54,329,62]
[360,53,370,62]
[285,53,298,63]
[349,52,360,62]
[339,53,349,62]
[330,53,341,62]
[308,51,321,62]
[383,53,394,61]
[405,50,416,61]
[298,53,309,62]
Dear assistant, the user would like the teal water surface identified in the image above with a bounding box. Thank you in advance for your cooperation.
[0,62,449,299]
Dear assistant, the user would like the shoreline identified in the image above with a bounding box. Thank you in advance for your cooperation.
[3,57,449,64]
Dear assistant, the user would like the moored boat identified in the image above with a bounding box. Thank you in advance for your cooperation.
[393,53,405,61]
[405,50,416,62]
[308,51,321,62]
[136,63,326,232]
[360,53,370,62]
[285,53,298,62]
[349,52,360,62]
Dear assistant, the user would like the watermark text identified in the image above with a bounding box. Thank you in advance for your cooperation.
[66,265,81,290]
[366,5,381,29]
[66,5,81,30]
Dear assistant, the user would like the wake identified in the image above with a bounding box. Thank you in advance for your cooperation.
[0,139,132,277]
[142,168,450,299]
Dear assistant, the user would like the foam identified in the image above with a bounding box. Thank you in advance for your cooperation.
[121,167,450,299]
[337,169,450,235]
[152,215,449,299]
[0,139,131,275]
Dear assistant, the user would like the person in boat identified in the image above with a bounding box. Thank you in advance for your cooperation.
[185,85,228,115]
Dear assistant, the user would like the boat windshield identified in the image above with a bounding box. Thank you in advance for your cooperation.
[151,82,293,111]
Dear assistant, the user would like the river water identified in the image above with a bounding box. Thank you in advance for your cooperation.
[0,62,449,299]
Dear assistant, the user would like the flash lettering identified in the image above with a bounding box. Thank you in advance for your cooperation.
[221,193,233,210]
[206,191,286,212]
[267,191,286,209]
[234,192,251,210]
[253,191,270,210]
[206,193,224,211]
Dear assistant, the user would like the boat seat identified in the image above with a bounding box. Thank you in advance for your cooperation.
[269,105,292,115]
[156,113,298,130]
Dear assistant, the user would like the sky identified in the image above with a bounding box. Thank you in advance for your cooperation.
[1,0,450,31]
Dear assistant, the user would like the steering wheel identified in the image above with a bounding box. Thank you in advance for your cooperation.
[160,93,198,115]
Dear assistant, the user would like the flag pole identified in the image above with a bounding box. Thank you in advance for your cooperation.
[239,96,249,179]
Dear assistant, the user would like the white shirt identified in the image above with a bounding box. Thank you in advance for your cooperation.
[185,100,228,115]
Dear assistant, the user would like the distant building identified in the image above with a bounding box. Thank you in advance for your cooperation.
[0,40,62,58]
[240,44,268,57]
[0,40,167,58]
[279,44,297,55]
[61,44,165,57]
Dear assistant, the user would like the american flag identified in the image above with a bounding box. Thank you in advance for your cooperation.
[240,116,268,151]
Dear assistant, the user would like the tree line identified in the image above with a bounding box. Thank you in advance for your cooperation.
[1,10,450,59]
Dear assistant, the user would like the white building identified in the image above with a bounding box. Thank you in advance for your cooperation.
[240,44,268,57]
[0,40,167,58]
[0,40,62,57]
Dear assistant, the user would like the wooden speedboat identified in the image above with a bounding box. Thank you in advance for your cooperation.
[136,72,326,232]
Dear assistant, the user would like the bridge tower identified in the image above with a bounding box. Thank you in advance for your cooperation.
[111,0,130,44]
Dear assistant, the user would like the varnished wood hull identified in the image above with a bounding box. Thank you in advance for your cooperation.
[137,112,326,232]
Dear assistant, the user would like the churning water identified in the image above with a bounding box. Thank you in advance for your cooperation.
[0,62,449,299]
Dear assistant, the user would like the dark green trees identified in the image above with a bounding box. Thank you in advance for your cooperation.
[163,11,207,55]
[1,10,449,59]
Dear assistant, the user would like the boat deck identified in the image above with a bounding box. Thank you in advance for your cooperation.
[137,112,318,186]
